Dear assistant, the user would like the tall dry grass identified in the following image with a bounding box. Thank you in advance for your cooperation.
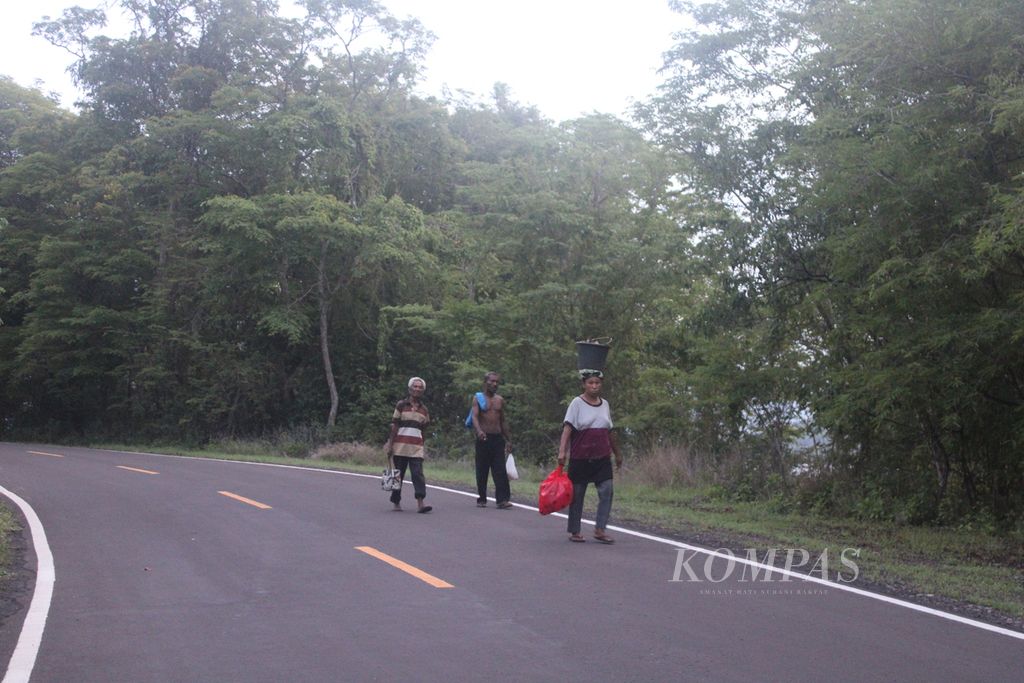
[627,443,726,488]
[310,441,385,465]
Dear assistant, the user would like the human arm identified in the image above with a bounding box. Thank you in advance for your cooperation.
[557,398,579,465]
[610,429,623,470]
[384,404,400,454]
[500,400,512,454]
[557,423,573,466]
[471,400,487,441]
[384,422,398,455]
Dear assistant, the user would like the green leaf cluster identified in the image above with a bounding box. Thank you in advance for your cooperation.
[641,0,1024,526]
[3,0,1024,527]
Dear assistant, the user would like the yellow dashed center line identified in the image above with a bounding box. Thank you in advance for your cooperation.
[218,491,272,509]
[116,466,159,475]
[355,546,454,589]
[27,451,64,458]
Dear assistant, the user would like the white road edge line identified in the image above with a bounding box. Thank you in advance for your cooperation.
[0,485,55,683]
[103,448,1024,642]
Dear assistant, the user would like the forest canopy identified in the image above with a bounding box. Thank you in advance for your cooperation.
[2,0,1023,528]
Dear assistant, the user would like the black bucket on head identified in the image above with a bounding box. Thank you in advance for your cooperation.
[575,338,611,371]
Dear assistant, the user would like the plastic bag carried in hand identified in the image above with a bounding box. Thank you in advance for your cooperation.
[381,467,402,491]
[381,454,402,491]
[538,464,573,515]
[506,453,520,480]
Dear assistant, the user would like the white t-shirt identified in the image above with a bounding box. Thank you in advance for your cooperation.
[563,396,613,460]
[563,396,613,431]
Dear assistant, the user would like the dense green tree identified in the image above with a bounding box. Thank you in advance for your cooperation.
[2,0,447,438]
[643,0,1024,523]
[4,0,1023,526]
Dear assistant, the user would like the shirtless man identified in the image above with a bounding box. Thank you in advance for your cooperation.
[470,371,513,508]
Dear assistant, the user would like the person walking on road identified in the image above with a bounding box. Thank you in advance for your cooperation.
[470,371,513,508]
[557,370,622,543]
[384,377,433,513]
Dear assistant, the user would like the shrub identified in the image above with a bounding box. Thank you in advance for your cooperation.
[311,442,384,465]
[206,424,335,459]
[630,443,717,488]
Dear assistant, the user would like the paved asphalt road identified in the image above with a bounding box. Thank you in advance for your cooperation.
[0,443,1022,682]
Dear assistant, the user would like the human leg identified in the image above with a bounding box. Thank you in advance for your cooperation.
[408,458,427,499]
[489,437,511,505]
[390,456,410,507]
[566,481,588,535]
[474,440,490,504]
[407,458,430,512]
[594,478,614,538]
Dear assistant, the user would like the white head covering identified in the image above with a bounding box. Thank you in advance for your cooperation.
[408,376,426,390]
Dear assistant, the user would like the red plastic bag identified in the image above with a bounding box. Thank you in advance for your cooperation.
[538,464,573,515]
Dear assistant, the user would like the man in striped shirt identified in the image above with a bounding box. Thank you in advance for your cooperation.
[384,377,433,513]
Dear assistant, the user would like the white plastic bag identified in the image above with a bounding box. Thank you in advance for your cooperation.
[505,453,520,480]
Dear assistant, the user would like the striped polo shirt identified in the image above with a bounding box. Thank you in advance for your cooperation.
[391,398,430,458]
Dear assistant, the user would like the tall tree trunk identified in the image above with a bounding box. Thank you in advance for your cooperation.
[957,435,976,505]
[921,413,950,500]
[318,245,339,427]
[226,387,241,438]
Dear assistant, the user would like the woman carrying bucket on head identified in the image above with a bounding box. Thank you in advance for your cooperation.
[557,339,623,544]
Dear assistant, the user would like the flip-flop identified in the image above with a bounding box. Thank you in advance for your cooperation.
[569,534,585,543]
[593,534,615,544]
[418,506,433,514]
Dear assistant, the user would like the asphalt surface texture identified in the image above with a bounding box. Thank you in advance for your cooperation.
[1,442,1022,682]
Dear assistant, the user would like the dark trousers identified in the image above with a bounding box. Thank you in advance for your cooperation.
[475,435,510,504]
[567,479,613,535]
[389,456,426,504]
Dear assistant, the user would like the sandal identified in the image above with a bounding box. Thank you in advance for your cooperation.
[593,533,615,544]
[569,534,586,543]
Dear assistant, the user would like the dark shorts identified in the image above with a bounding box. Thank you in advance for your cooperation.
[567,456,613,484]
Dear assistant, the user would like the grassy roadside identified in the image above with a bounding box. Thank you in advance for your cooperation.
[609,479,1024,623]
[0,503,17,586]
[68,444,1024,625]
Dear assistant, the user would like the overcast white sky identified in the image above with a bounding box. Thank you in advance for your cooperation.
[1,1,684,123]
